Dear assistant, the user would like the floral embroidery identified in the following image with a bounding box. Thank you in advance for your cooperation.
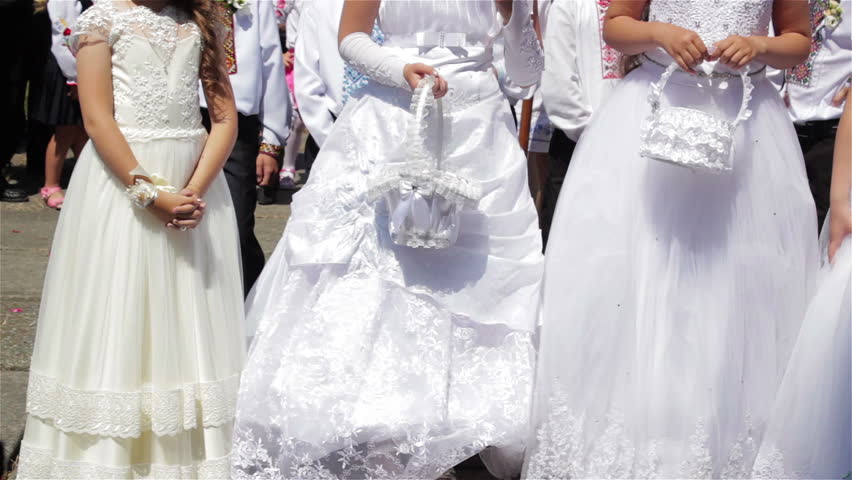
[259,142,283,161]
[526,381,762,479]
[17,442,232,479]
[520,19,544,73]
[75,2,205,136]
[597,0,623,79]
[26,371,241,438]
[343,23,385,105]
[787,0,831,86]
[218,4,238,75]
[648,0,773,51]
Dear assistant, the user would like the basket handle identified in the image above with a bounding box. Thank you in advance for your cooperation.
[648,63,754,130]
[407,75,441,170]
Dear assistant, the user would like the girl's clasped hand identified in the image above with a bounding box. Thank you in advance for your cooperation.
[652,22,766,73]
[148,189,207,231]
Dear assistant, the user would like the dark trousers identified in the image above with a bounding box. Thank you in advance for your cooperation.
[303,134,320,176]
[540,129,577,247]
[202,109,265,296]
[0,0,30,171]
[796,119,839,228]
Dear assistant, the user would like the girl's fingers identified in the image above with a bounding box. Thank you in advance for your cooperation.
[173,203,198,215]
[172,217,201,229]
[728,51,744,67]
[685,44,702,66]
[674,55,694,74]
[832,85,850,106]
[709,40,729,61]
[435,77,449,98]
[694,38,709,59]
[719,44,738,66]
[828,240,840,264]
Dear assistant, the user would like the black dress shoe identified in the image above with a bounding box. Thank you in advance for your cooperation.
[0,186,28,203]
[257,185,276,205]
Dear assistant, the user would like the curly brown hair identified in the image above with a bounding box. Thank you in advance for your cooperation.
[173,0,229,100]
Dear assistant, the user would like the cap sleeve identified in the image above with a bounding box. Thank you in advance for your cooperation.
[67,2,114,55]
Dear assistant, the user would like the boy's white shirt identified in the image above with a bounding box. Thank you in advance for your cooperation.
[199,0,292,149]
[48,0,82,83]
[541,0,620,141]
[295,0,346,147]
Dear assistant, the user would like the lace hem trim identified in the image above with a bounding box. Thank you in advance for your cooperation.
[26,371,240,438]
[120,127,207,142]
[525,380,760,479]
[17,442,231,480]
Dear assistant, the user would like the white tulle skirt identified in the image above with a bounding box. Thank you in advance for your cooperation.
[753,208,851,480]
[16,133,246,479]
[523,63,820,479]
[231,73,543,480]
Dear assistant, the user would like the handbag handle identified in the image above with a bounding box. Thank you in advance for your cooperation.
[648,63,754,130]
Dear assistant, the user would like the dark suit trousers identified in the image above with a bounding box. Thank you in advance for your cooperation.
[202,109,265,296]
[796,119,839,229]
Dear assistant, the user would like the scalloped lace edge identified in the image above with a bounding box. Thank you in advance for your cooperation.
[16,441,231,480]
[26,371,241,438]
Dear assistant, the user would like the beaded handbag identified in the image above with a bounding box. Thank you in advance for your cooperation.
[639,63,754,173]
[368,76,481,249]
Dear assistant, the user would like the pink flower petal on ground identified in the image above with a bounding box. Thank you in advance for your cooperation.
[9,308,24,313]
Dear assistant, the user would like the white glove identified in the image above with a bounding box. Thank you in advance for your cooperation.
[339,32,410,91]
[501,1,544,88]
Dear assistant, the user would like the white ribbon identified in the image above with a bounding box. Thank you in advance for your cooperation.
[391,180,434,234]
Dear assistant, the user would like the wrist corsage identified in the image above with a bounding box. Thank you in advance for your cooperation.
[126,167,178,209]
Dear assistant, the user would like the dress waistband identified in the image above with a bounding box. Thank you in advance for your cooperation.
[121,127,207,143]
[383,32,488,49]
[641,54,766,79]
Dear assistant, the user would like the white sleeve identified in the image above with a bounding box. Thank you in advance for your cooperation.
[500,0,544,88]
[295,8,335,147]
[339,32,409,91]
[285,0,302,49]
[541,0,591,142]
[258,0,292,152]
[48,0,80,83]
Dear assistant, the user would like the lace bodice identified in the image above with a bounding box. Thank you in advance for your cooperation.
[72,1,204,141]
[647,0,774,69]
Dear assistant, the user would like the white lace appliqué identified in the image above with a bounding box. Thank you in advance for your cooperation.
[648,0,773,48]
[17,442,231,480]
[526,381,761,479]
[77,2,204,137]
[26,371,240,438]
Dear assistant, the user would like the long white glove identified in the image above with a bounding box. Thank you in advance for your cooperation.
[339,32,411,91]
[501,1,545,88]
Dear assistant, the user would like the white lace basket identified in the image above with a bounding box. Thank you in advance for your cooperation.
[639,63,754,173]
[368,76,481,249]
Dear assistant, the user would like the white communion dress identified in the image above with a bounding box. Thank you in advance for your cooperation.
[523,0,820,478]
[753,197,851,480]
[231,1,545,479]
[16,2,246,478]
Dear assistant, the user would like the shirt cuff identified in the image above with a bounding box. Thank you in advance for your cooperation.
[259,142,283,162]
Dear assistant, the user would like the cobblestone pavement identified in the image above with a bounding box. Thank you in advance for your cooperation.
[0,156,496,479]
